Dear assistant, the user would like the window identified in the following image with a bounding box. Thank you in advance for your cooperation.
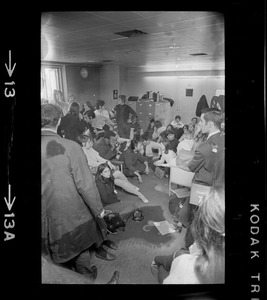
[41,65,63,102]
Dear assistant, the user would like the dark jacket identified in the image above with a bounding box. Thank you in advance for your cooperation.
[188,132,224,187]
[92,137,117,160]
[195,95,209,117]
[95,175,120,207]
[41,130,105,263]
[114,104,137,124]
[57,113,85,144]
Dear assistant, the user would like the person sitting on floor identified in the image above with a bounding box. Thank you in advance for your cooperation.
[92,130,119,160]
[119,139,149,183]
[153,139,177,177]
[151,188,225,284]
[136,133,162,172]
[170,115,184,129]
[152,120,166,142]
[79,134,149,203]
[144,118,155,140]
[177,131,195,153]
[178,124,190,142]
[95,162,121,207]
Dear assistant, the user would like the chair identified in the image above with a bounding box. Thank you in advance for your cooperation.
[169,166,194,198]
[110,159,124,173]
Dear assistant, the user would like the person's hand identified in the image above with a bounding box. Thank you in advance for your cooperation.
[127,119,132,123]
[152,156,159,161]
[137,174,143,183]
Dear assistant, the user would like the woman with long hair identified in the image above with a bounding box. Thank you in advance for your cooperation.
[80,134,149,203]
[151,188,225,284]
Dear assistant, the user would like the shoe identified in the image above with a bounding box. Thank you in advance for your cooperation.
[138,194,149,203]
[107,228,118,235]
[150,260,159,279]
[102,240,118,250]
[95,247,116,261]
[106,271,120,284]
[75,265,97,281]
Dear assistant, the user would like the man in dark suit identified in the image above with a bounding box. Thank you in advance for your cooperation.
[174,108,225,239]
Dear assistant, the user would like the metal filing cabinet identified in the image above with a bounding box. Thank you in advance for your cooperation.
[136,100,170,131]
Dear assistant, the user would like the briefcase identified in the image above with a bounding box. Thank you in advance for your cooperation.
[189,183,211,206]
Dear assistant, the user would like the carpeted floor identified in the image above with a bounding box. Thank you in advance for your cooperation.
[42,172,187,284]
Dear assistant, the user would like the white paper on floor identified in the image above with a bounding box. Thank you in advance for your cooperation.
[154,220,176,235]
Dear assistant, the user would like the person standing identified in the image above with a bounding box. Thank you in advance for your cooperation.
[176,108,225,239]
[57,101,86,145]
[42,104,117,282]
[110,95,137,138]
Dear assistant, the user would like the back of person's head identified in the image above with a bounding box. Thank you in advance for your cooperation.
[192,188,225,284]
[41,104,63,128]
[119,95,126,103]
[149,118,155,124]
[154,120,162,128]
[96,99,105,109]
[201,108,223,129]
[69,102,80,117]
[140,133,149,143]
[175,115,181,121]
[77,133,92,145]
[103,130,116,140]
[84,110,96,119]
[130,139,138,150]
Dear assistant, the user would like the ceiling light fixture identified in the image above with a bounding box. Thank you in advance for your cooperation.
[169,44,180,50]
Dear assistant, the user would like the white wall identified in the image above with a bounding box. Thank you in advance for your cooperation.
[126,71,225,124]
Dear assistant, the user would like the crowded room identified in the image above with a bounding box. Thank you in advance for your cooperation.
[41,11,225,284]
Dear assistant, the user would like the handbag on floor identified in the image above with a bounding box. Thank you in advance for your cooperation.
[103,212,126,234]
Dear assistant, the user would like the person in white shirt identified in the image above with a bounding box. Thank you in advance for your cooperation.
[170,115,184,129]
[177,131,195,153]
[139,134,162,172]
[80,133,149,203]
[152,120,166,142]
[153,139,177,177]
[94,99,110,119]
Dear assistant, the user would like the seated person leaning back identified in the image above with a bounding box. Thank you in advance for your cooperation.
[92,130,119,160]
[80,133,149,203]
[119,139,149,183]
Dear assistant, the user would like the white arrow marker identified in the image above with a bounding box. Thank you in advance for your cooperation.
[4,184,16,211]
[5,50,16,77]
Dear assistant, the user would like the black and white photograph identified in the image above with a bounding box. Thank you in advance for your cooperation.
[1,5,265,299]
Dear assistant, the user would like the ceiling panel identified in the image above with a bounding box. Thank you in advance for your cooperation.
[41,11,225,71]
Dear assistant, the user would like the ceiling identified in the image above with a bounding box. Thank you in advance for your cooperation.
[41,11,225,72]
